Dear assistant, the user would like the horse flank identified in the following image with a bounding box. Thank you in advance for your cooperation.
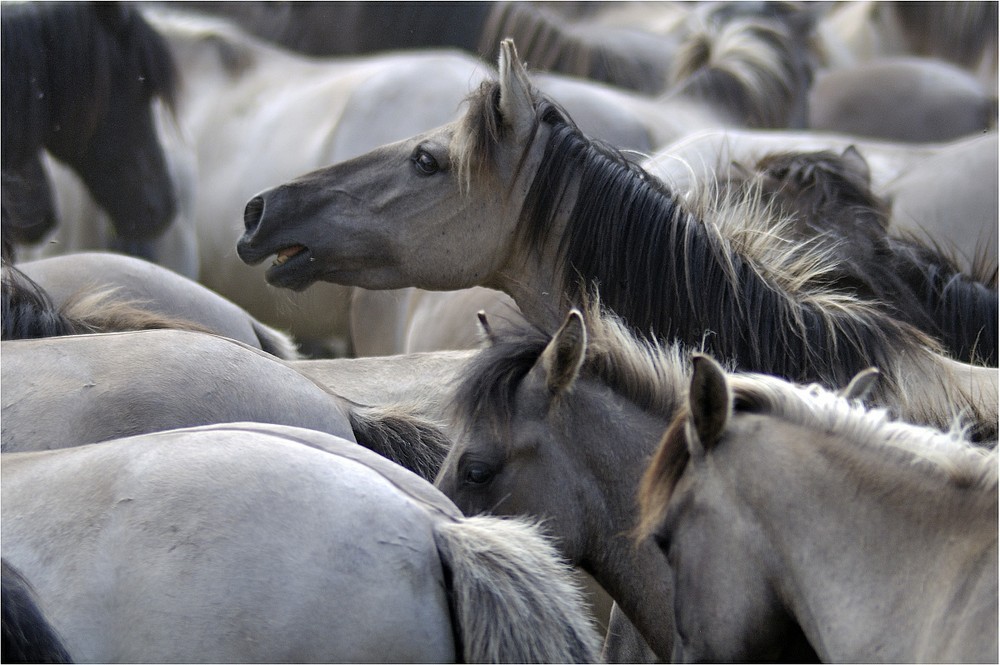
[1,262,213,340]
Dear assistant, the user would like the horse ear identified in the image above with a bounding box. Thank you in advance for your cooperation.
[540,309,587,395]
[841,367,879,402]
[687,354,731,454]
[476,310,497,347]
[841,145,871,184]
[497,39,536,142]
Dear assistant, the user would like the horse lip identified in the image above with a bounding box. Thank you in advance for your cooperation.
[272,244,306,266]
[264,246,316,290]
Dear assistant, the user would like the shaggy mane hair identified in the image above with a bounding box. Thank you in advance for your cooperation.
[455,78,941,394]
[1,262,211,340]
[667,16,811,128]
[454,294,691,441]
[723,149,998,365]
[637,364,998,542]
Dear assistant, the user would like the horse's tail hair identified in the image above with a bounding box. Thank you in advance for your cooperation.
[251,320,302,360]
[347,406,452,482]
[433,515,602,663]
[2,559,73,663]
[59,288,214,337]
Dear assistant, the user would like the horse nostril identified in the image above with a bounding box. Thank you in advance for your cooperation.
[244,196,264,232]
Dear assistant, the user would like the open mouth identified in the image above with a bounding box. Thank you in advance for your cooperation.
[264,244,315,289]
[271,244,306,267]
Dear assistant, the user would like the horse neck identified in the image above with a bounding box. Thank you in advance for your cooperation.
[725,416,997,662]
[513,134,903,388]
[567,391,678,661]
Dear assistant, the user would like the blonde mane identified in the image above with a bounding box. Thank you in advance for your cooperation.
[637,361,996,542]
[730,372,998,490]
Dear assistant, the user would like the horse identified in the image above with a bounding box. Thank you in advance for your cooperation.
[149,5,815,355]
[1,422,602,663]
[2,559,73,664]
[645,128,999,279]
[636,353,998,662]
[144,6,673,355]
[435,299,697,662]
[814,1,998,87]
[0,329,451,482]
[21,107,202,281]
[808,56,997,143]
[12,253,299,358]
[2,2,179,260]
[717,147,998,365]
[349,286,522,356]
[240,40,998,438]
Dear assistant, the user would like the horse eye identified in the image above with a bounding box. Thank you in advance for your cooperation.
[412,149,439,176]
[463,461,494,486]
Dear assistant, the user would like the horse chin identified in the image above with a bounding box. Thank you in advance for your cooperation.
[263,248,318,291]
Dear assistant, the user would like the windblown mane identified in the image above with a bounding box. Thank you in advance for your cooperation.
[453,77,1000,437]
[1,1,178,166]
[666,16,812,128]
[637,363,998,541]
[501,81,939,380]
[724,149,999,365]
[1,261,211,340]
[454,295,690,438]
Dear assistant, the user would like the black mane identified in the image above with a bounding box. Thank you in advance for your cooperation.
[1,1,178,167]
[1,261,78,340]
[736,149,998,366]
[513,95,938,389]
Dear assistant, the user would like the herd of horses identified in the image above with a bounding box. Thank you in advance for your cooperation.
[2,1,997,662]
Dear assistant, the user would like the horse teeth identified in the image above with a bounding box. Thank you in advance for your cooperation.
[273,254,289,266]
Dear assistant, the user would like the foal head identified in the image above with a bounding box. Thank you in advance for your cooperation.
[435,299,687,563]
[637,352,994,661]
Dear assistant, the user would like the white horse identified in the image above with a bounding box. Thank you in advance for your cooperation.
[2,422,602,662]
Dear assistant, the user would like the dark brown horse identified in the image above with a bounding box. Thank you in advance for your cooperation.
[2,2,178,257]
